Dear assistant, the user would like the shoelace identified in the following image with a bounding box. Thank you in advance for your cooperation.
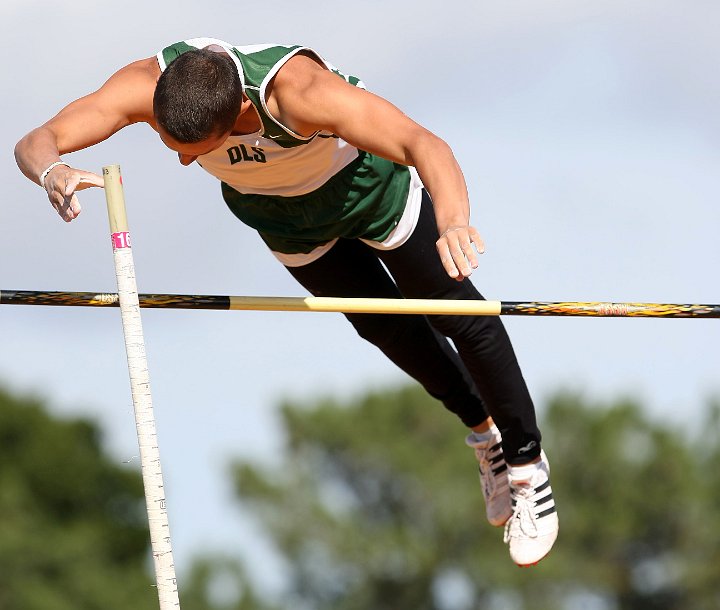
[475,443,502,499]
[503,485,538,542]
[477,455,495,499]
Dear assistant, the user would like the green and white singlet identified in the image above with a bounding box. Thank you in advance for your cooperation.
[157,38,423,266]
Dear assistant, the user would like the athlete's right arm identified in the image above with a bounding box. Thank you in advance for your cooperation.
[14,58,159,222]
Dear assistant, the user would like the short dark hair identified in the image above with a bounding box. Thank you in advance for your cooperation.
[153,49,243,143]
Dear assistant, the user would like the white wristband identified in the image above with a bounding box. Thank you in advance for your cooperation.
[39,161,70,189]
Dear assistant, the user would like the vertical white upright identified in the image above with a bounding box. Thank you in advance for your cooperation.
[103,165,180,609]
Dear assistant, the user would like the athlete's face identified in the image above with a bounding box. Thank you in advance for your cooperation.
[158,127,231,166]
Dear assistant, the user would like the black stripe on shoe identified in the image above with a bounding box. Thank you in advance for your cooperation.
[492,463,508,475]
[535,492,554,508]
[534,480,551,494]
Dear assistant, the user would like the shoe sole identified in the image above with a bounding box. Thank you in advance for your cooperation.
[515,552,551,568]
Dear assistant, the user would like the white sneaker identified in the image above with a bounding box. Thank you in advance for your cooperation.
[465,426,512,526]
[503,451,559,566]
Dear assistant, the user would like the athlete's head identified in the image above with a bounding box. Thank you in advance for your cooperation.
[153,49,243,144]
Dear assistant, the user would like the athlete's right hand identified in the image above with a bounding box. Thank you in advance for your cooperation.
[43,164,104,222]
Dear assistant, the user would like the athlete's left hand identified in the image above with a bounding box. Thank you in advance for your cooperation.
[436,225,485,281]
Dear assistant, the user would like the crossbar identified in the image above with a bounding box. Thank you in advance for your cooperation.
[2,290,718,318]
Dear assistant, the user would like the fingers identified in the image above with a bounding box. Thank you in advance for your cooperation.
[436,225,485,280]
[44,165,99,222]
[50,189,82,222]
[71,171,104,191]
[468,226,485,257]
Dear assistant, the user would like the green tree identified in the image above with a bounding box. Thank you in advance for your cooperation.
[0,386,157,610]
[230,385,720,610]
[544,392,719,610]
[0,384,276,610]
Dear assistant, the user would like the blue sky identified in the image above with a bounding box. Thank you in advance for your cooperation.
[2,0,719,593]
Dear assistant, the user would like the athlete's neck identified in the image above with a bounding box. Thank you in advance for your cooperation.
[231,97,263,135]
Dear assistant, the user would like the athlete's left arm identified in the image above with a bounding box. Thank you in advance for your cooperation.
[271,54,483,280]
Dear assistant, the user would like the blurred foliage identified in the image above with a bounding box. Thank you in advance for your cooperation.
[3,381,719,610]
[0,386,155,610]
[228,385,720,610]
[0,384,273,610]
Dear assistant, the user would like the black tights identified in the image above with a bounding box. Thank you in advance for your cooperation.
[284,191,541,464]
